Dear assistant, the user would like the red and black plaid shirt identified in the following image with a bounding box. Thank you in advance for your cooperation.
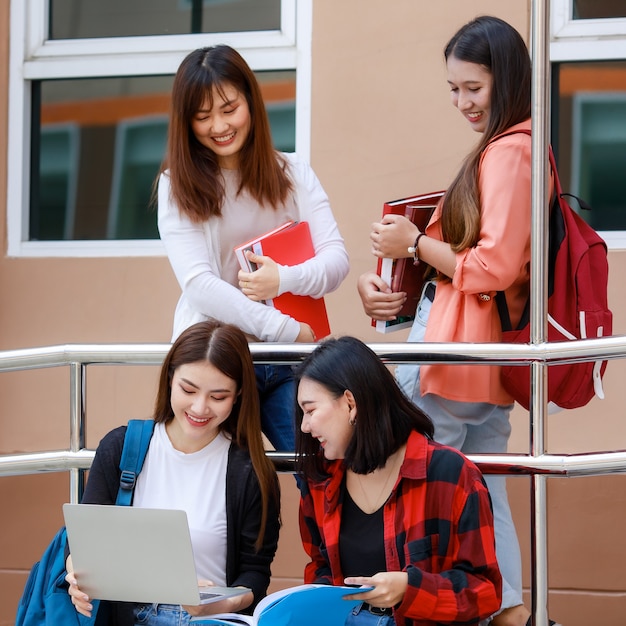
[299,431,502,625]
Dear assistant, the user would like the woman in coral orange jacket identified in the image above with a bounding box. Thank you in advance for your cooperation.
[358,16,558,626]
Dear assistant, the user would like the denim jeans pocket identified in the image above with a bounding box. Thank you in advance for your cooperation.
[133,603,189,626]
[133,603,153,624]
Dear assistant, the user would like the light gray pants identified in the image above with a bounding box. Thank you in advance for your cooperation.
[396,282,523,613]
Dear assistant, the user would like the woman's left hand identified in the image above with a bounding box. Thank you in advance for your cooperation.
[238,251,280,301]
[343,571,408,610]
[371,214,418,259]
[183,583,253,617]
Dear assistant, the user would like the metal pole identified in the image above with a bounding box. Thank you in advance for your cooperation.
[529,0,552,622]
[69,362,86,503]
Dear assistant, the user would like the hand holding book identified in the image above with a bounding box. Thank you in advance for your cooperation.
[357,272,406,320]
[371,190,444,333]
[189,584,373,626]
[372,213,421,260]
[237,250,281,303]
[234,222,331,340]
[238,251,315,346]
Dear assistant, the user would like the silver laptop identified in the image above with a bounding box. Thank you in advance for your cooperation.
[62,503,250,605]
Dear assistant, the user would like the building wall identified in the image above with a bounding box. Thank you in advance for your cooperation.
[2,1,626,625]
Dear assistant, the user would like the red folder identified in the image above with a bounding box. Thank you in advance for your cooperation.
[234,221,331,340]
[373,190,444,333]
[234,221,295,272]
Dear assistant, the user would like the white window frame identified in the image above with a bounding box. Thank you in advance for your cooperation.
[7,0,312,257]
[551,0,626,249]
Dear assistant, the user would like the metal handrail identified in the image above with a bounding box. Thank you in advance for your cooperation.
[3,448,626,479]
[2,336,625,483]
[2,337,624,626]
[0,333,625,371]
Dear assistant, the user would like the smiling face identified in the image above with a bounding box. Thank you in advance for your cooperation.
[167,360,239,453]
[446,56,493,134]
[191,82,251,169]
[297,377,356,461]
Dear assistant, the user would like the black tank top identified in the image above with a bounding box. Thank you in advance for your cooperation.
[339,484,386,577]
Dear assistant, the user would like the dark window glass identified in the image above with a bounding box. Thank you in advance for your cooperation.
[49,0,281,39]
[35,125,79,240]
[553,61,626,231]
[30,72,295,241]
[573,0,626,19]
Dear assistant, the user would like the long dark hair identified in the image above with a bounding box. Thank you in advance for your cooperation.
[154,320,279,549]
[294,336,434,481]
[441,16,531,252]
[159,45,293,222]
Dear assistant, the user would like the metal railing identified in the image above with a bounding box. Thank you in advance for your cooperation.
[1,335,626,626]
[2,336,626,483]
[2,335,626,485]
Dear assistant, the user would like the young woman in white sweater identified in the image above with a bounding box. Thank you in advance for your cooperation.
[158,45,349,452]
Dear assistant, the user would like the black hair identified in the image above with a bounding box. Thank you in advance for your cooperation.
[444,15,531,140]
[294,336,434,481]
[440,15,532,251]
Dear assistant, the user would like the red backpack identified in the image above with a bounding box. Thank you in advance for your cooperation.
[495,130,612,410]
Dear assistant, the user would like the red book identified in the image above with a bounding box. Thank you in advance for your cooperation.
[234,221,296,272]
[234,221,331,340]
[373,190,445,333]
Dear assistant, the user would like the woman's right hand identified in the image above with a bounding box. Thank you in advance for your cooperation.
[357,271,405,320]
[371,214,418,259]
[296,322,315,343]
[65,556,94,617]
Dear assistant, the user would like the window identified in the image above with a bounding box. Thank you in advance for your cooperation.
[48,0,282,39]
[108,117,169,240]
[551,0,626,248]
[554,67,626,232]
[36,124,79,240]
[8,0,309,256]
[572,1,626,20]
[29,73,294,241]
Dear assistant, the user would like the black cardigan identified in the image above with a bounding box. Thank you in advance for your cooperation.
[82,425,280,626]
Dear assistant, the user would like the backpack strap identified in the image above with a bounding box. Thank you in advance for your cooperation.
[115,419,155,506]
[495,291,513,332]
[490,128,533,332]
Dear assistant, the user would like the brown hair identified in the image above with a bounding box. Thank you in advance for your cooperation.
[160,45,293,222]
[441,16,531,253]
[154,320,279,549]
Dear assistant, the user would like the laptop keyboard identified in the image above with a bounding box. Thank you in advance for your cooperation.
[199,591,221,600]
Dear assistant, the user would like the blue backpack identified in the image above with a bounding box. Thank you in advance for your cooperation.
[15,419,155,626]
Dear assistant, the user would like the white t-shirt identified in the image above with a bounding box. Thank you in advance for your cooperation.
[133,422,230,584]
[218,167,294,287]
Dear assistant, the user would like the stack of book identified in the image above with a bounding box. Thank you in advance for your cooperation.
[373,190,444,333]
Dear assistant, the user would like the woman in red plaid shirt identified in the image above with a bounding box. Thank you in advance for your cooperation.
[295,336,502,626]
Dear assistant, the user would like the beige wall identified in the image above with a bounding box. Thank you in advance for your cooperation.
[2,1,626,625]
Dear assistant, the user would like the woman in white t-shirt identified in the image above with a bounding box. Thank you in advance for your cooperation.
[65,320,281,625]
[157,45,349,453]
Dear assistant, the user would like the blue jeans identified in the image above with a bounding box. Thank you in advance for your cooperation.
[255,364,296,452]
[345,603,395,626]
[395,282,523,614]
[134,604,190,626]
